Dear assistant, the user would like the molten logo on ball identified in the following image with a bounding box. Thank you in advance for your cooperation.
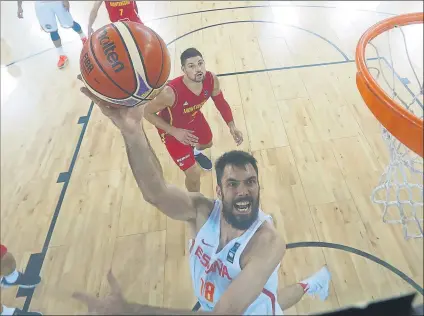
[98,28,124,73]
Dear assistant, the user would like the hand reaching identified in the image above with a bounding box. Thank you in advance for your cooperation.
[230,126,243,146]
[77,74,144,133]
[73,271,128,315]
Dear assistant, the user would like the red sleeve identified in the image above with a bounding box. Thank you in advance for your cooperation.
[212,92,233,124]
[1,244,7,258]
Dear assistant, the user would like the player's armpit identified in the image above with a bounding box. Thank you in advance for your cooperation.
[212,226,286,315]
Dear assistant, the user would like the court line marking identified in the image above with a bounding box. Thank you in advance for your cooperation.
[4,2,388,67]
[147,4,396,23]
[287,242,423,295]
[167,20,349,61]
[17,30,422,315]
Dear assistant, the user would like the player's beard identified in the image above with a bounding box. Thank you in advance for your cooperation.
[221,191,260,231]
[190,72,205,83]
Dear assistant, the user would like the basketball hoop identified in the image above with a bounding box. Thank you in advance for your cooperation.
[355,12,424,239]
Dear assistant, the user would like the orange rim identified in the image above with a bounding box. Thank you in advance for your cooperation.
[355,12,424,158]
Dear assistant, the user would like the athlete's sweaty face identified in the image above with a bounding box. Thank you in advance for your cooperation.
[217,164,260,230]
[182,56,206,83]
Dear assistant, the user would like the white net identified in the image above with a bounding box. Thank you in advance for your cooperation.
[365,21,423,239]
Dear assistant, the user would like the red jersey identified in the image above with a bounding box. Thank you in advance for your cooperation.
[158,71,214,134]
[104,1,142,23]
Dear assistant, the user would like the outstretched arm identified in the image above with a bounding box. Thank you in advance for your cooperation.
[88,1,103,36]
[122,122,198,221]
[78,75,202,222]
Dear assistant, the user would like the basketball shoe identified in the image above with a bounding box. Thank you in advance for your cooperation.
[301,265,331,301]
[194,152,212,171]
[57,55,68,69]
[0,271,41,289]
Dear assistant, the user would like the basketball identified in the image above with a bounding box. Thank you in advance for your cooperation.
[80,21,171,108]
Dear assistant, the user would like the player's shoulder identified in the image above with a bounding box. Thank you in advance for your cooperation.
[256,221,285,249]
[243,220,286,266]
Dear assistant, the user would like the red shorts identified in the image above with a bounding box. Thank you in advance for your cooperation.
[159,113,213,171]
[1,244,7,259]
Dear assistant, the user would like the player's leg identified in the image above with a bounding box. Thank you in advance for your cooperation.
[0,245,42,315]
[34,1,67,69]
[184,164,201,192]
[163,134,201,192]
[192,113,213,171]
[0,245,15,277]
[278,266,331,310]
[52,2,87,44]
[0,246,41,289]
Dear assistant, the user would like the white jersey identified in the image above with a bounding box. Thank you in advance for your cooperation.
[188,200,284,315]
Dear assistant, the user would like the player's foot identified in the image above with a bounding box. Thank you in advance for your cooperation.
[302,265,331,301]
[13,308,43,316]
[0,271,41,289]
[81,37,88,45]
[57,55,68,69]
[194,152,212,171]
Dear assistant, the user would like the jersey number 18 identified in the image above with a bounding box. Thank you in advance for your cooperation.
[200,277,215,303]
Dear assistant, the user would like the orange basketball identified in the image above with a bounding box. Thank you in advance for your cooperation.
[80,21,171,108]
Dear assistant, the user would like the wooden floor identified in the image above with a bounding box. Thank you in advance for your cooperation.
[1,1,423,314]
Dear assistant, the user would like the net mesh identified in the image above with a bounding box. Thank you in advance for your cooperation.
[365,22,423,239]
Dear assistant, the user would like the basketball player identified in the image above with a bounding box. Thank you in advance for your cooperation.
[17,1,87,69]
[73,81,331,315]
[1,244,42,315]
[143,48,244,192]
[88,1,142,36]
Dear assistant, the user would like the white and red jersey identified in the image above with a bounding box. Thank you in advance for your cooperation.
[188,200,284,315]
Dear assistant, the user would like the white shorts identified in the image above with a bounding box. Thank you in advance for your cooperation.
[35,1,74,32]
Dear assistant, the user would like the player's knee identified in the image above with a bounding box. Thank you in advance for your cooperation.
[72,21,82,33]
[184,165,201,192]
[198,140,213,150]
[50,30,60,41]
[185,165,201,181]
[0,252,17,276]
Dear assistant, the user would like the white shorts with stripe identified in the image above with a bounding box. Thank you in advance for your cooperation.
[35,1,74,32]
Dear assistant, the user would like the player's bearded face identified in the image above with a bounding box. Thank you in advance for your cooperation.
[218,164,260,230]
[183,56,206,82]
